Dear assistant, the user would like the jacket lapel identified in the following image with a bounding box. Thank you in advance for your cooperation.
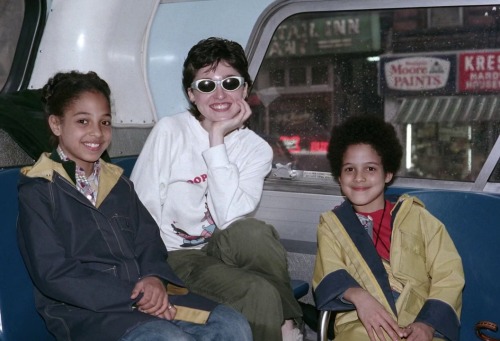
[334,200,398,316]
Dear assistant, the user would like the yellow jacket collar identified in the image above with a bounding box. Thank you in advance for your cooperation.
[21,153,124,208]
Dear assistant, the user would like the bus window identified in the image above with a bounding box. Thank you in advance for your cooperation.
[0,0,24,91]
[249,6,500,182]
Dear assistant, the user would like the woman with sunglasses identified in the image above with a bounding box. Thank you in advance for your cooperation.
[131,37,303,341]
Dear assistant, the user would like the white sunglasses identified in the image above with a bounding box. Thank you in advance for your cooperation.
[190,76,245,93]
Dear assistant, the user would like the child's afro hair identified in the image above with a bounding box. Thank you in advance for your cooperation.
[327,115,403,179]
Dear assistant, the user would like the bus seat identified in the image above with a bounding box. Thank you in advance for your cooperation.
[0,167,55,341]
[317,190,500,341]
[291,279,310,300]
[113,155,138,177]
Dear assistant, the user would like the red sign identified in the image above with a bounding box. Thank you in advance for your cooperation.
[280,136,301,153]
[310,141,328,152]
[459,51,500,92]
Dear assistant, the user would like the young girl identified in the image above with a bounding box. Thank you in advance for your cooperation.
[313,116,464,341]
[16,70,252,341]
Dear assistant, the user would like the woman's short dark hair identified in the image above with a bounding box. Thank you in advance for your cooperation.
[182,37,252,120]
[327,115,403,179]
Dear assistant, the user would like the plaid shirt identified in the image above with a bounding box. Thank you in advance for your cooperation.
[56,146,101,206]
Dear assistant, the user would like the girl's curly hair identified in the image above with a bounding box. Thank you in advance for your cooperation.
[42,70,111,146]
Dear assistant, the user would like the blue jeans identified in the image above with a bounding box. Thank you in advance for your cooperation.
[120,305,252,341]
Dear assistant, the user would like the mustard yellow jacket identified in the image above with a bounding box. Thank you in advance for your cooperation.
[313,194,464,341]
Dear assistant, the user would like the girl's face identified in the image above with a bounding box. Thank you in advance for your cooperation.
[338,143,393,213]
[48,91,112,176]
[187,61,248,131]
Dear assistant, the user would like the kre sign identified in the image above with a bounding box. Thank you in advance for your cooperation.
[458,51,500,93]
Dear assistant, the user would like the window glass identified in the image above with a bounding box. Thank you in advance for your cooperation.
[249,6,500,182]
[289,67,306,86]
[312,65,328,85]
[0,0,24,91]
[270,68,285,87]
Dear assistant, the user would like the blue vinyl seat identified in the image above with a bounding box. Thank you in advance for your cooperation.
[0,167,55,341]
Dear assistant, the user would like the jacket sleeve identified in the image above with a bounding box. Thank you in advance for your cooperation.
[17,179,138,313]
[313,213,361,311]
[414,210,464,341]
[203,138,272,229]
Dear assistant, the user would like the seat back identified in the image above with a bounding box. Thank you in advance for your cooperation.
[113,156,138,177]
[0,167,56,341]
[411,190,500,340]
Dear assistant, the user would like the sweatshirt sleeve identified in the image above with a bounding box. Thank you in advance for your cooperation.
[202,137,272,228]
[130,121,171,227]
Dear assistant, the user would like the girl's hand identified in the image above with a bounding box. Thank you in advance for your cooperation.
[131,276,170,318]
[160,303,177,321]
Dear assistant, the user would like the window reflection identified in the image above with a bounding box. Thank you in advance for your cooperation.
[0,0,24,91]
[270,69,285,87]
[312,65,329,85]
[250,6,500,182]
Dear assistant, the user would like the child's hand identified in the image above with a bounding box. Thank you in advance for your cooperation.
[401,322,434,341]
[131,276,175,319]
[344,287,404,341]
[160,303,177,321]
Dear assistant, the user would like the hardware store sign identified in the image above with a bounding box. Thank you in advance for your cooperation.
[458,51,500,93]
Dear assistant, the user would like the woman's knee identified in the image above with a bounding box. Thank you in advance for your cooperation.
[208,219,289,277]
[228,218,279,240]
[219,219,283,257]
[244,276,283,308]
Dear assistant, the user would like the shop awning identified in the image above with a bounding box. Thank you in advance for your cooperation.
[392,95,500,124]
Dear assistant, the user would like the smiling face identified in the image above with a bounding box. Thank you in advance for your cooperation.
[187,61,248,132]
[338,143,393,213]
[48,91,112,176]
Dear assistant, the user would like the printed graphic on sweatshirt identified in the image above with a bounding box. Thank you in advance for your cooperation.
[171,203,217,247]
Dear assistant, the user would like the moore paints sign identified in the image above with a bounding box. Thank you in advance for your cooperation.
[379,55,456,96]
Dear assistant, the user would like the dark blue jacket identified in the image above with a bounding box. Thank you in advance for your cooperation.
[17,153,216,341]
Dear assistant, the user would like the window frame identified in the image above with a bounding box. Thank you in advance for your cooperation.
[245,0,500,194]
[1,0,46,93]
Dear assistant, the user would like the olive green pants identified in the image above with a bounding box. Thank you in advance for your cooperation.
[167,218,302,341]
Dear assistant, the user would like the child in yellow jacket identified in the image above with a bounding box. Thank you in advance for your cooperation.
[313,116,464,341]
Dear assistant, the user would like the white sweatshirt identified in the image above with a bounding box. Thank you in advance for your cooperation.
[131,112,273,251]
